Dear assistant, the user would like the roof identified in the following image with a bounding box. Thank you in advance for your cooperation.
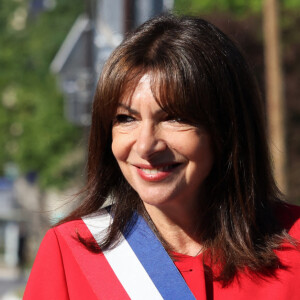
[50,14,91,74]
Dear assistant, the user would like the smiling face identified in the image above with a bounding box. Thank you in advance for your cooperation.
[111,75,214,213]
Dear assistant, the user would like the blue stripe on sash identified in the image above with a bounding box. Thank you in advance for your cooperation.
[121,211,196,300]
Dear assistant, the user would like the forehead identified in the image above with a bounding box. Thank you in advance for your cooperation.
[117,68,191,120]
[119,73,154,105]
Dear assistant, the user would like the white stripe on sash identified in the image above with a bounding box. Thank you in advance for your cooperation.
[82,212,164,300]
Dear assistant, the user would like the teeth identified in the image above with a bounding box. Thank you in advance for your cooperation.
[141,168,160,174]
[140,165,174,174]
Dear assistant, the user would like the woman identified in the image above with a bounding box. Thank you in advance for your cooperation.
[24,14,300,299]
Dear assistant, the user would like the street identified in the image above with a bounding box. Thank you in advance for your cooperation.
[0,268,27,300]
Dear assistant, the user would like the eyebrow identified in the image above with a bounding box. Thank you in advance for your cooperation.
[117,103,139,115]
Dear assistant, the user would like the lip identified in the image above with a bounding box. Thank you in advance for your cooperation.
[133,163,182,182]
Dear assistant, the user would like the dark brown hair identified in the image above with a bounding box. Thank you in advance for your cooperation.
[60,14,293,285]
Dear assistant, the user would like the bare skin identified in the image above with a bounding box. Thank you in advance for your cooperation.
[112,74,213,256]
[145,203,203,256]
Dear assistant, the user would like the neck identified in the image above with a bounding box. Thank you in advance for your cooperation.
[144,203,202,256]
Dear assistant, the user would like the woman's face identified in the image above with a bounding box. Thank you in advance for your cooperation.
[112,74,214,212]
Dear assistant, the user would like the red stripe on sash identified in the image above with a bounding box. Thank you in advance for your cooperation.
[55,219,131,300]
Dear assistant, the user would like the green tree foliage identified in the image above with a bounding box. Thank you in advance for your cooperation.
[174,0,300,15]
[0,0,84,188]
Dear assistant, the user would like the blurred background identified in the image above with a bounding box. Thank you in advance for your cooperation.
[0,0,299,298]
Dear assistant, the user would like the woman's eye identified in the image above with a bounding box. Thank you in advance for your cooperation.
[114,114,135,124]
[166,116,184,123]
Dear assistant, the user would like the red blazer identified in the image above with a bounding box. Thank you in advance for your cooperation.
[24,204,300,299]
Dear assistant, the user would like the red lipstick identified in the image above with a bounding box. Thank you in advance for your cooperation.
[134,163,180,182]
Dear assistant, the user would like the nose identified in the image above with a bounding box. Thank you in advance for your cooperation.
[134,121,167,159]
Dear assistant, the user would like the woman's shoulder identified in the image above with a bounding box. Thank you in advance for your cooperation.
[276,202,300,238]
[53,206,112,243]
[24,209,111,300]
[55,206,111,229]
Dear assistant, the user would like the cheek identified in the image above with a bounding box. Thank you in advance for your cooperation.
[186,134,214,168]
[111,132,129,162]
[111,138,121,161]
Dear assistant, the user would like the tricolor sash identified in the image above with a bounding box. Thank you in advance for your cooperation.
[81,208,196,300]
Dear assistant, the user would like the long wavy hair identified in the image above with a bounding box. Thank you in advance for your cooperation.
[60,14,292,285]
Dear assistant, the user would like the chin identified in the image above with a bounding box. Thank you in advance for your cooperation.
[139,195,169,207]
[137,189,184,209]
[136,189,167,204]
